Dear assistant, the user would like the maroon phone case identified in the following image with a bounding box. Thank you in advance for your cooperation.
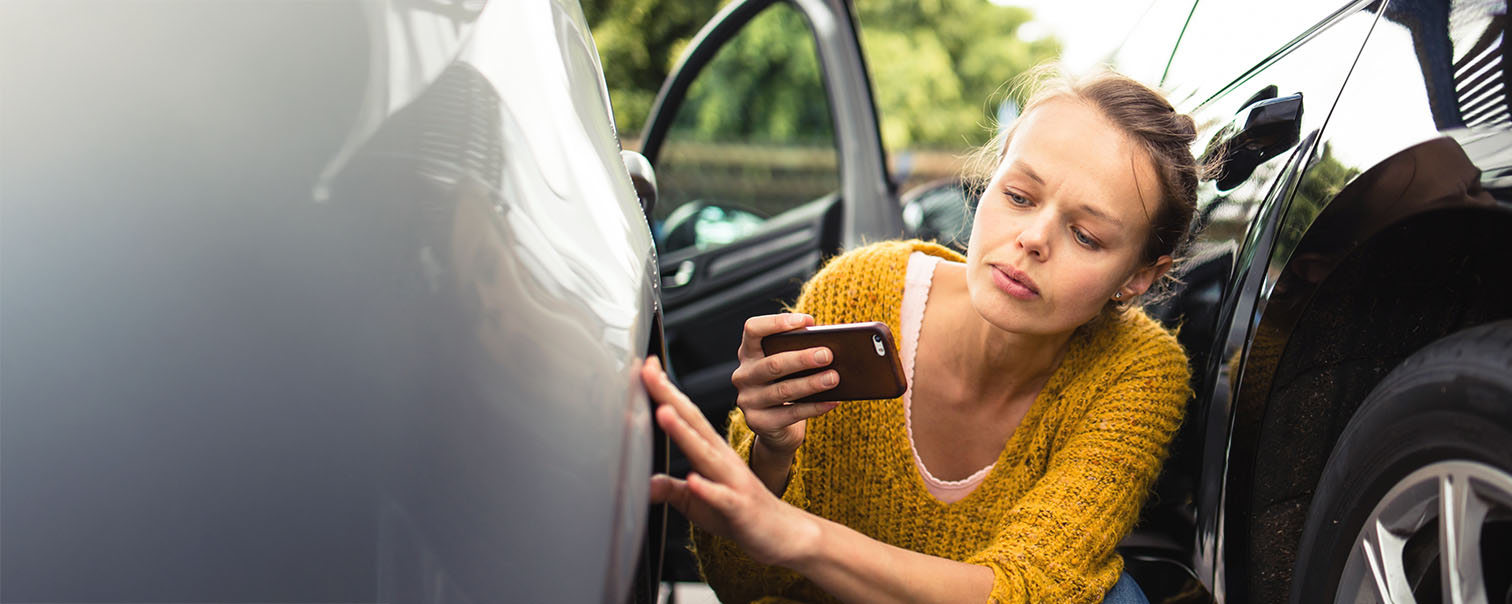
[759,322,908,403]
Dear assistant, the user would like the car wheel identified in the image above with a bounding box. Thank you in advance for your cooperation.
[1291,320,1512,603]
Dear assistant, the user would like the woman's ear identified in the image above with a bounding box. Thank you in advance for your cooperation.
[1120,255,1174,298]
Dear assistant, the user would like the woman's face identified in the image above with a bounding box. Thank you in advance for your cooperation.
[965,97,1172,336]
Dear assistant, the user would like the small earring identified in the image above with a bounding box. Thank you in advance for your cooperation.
[1114,292,1123,300]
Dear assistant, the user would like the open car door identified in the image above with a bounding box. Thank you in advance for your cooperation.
[637,0,897,580]
[640,0,897,442]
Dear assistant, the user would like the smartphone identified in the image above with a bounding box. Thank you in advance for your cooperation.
[759,322,907,403]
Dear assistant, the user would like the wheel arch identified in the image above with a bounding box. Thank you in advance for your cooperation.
[1285,320,1512,601]
[1224,134,1512,601]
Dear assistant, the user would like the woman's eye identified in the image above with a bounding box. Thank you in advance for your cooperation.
[1006,191,1031,206]
[1072,228,1100,249]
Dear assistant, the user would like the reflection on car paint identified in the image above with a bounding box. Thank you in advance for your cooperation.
[0,0,659,601]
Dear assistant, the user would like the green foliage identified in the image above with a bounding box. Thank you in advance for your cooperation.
[1279,142,1361,252]
[670,4,832,145]
[854,0,1059,149]
[584,0,1060,151]
[581,0,726,140]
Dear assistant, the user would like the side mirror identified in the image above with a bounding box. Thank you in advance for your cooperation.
[622,150,658,216]
[900,179,975,253]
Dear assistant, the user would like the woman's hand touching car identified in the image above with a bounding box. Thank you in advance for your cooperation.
[644,357,819,567]
[644,355,994,604]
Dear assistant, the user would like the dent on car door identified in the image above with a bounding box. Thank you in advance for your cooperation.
[638,0,893,430]
[1154,0,1382,600]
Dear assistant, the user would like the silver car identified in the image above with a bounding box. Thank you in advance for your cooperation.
[2,0,666,601]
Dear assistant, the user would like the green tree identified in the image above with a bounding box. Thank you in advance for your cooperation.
[582,0,725,140]
[854,0,1059,149]
[584,0,1060,151]
[1278,142,1361,252]
[671,3,833,145]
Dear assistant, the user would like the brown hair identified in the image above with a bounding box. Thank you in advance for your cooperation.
[965,65,1206,295]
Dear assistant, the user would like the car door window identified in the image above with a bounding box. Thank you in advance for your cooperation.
[650,2,838,253]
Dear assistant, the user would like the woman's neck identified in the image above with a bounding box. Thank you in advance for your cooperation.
[927,262,1075,407]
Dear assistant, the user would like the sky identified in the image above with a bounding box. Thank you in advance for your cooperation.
[991,0,1173,75]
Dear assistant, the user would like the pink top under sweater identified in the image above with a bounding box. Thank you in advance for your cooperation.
[900,251,993,503]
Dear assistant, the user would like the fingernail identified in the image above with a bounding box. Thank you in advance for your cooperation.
[821,371,838,387]
[814,348,831,365]
[787,314,804,327]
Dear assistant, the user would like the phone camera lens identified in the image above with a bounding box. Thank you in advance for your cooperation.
[872,334,885,356]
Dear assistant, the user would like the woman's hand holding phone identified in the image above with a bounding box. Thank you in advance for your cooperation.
[731,313,841,475]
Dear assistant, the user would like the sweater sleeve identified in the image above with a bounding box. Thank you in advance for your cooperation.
[688,406,815,603]
[688,246,868,603]
[965,330,1191,603]
[690,241,948,603]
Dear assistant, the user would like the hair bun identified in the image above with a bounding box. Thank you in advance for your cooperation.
[1173,113,1197,142]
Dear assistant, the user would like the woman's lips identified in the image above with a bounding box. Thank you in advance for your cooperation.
[991,265,1040,300]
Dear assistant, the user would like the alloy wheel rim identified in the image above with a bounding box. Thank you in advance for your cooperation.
[1334,459,1512,604]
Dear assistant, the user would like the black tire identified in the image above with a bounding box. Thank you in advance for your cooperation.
[1291,320,1512,603]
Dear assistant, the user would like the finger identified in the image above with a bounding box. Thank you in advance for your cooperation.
[737,313,814,360]
[644,357,725,447]
[686,471,742,513]
[649,473,689,511]
[777,401,841,425]
[734,348,833,391]
[747,369,839,406]
[656,402,739,483]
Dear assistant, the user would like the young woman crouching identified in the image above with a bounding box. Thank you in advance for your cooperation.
[645,68,1202,604]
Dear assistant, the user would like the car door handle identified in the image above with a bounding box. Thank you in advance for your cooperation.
[1205,91,1304,190]
[663,260,695,289]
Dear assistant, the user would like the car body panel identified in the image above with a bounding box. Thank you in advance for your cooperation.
[1145,0,1512,601]
[1219,0,1512,601]
[1157,3,1381,596]
[0,0,658,601]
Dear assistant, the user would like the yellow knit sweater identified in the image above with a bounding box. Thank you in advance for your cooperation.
[690,240,1192,604]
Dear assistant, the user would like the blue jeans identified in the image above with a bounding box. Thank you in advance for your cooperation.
[1102,572,1149,604]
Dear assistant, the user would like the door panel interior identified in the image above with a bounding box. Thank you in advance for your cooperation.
[659,197,840,431]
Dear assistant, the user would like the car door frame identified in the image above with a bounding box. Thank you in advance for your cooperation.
[640,0,898,252]
[634,0,898,423]
[634,0,896,582]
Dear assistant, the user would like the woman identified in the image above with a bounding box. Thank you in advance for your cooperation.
[645,68,1199,603]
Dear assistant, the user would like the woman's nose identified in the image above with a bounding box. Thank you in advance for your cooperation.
[1016,212,1053,259]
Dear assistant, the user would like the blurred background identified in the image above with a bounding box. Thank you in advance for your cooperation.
[581,0,1189,233]
[583,0,1064,205]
